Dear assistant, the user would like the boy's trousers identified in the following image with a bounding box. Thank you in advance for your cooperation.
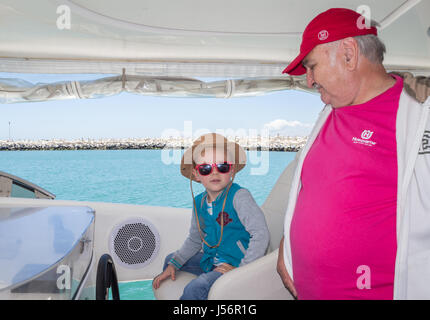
[163,252,223,300]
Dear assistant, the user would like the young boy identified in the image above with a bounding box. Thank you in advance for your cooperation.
[152,133,270,300]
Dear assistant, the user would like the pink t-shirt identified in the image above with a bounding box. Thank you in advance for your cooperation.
[290,76,403,300]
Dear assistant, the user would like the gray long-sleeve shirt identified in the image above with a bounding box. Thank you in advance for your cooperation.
[169,188,270,270]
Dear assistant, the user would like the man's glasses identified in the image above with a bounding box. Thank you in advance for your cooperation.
[195,162,233,176]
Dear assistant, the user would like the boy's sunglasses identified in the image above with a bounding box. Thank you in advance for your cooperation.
[195,162,233,176]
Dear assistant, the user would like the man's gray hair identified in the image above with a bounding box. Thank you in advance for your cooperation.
[353,20,386,64]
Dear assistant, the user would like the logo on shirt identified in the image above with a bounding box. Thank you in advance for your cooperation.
[419,130,430,155]
[352,130,377,147]
[360,130,374,140]
[216,211,233,227]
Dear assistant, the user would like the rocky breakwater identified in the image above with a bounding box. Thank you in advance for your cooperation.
[0,136,307,152]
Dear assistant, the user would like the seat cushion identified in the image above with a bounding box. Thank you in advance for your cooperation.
[153,271,197,300]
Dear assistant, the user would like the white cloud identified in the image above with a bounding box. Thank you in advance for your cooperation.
[263,119,313,131]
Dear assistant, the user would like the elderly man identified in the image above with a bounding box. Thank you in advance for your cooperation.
[277,8,430,299]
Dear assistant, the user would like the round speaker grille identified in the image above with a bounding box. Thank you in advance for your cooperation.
[109,218,160,269]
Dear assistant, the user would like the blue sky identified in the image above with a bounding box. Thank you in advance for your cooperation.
[0,73,324,140]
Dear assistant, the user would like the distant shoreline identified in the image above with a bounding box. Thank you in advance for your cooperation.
[0,137,307,152]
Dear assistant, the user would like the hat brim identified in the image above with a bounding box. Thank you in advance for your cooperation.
[181,140,246,182]
[282,51,308,76]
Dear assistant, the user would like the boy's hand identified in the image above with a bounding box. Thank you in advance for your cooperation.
[214,263,235,274]
[152,264,176,289]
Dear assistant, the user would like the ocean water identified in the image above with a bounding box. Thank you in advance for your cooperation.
[0,149,296,299]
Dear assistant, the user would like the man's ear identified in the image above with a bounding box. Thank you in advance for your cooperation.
[341,37,359,71]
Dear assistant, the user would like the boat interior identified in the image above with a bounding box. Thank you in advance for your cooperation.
[0,151,299,300]
[0,0,429,299]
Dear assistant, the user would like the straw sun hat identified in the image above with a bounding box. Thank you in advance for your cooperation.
[180,133,247,182]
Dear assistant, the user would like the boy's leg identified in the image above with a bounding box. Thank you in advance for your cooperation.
[180,270,223,300]
[162,252,222,299]
[163,252,205,276]
[178,252,205,276]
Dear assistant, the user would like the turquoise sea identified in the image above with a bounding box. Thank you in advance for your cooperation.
[0,149,295,299]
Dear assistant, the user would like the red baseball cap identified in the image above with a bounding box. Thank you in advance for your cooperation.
[282,8,378,75]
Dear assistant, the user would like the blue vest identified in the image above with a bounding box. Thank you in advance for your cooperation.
[194,183,250,272]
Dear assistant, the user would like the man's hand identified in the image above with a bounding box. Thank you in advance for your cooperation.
[277,236,297,299]
[152,264,176,289]
[214,263,236,274]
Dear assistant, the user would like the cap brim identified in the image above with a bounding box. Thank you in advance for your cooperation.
[282,52,307,75]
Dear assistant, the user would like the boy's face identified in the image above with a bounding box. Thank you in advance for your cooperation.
[192,147,235,198]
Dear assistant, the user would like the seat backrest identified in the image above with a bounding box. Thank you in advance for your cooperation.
[261,151,300,252]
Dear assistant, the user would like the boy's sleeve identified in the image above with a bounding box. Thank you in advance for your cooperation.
[168,208,202,270]
[233,188,270,266]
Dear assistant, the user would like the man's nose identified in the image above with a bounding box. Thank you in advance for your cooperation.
[306,69,315,89]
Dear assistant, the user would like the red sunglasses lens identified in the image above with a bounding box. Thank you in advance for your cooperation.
[216,163,231,173]
[197,164,213,176]
[196,163,232,175]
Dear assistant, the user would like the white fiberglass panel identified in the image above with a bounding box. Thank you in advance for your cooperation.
[0,206,94,292]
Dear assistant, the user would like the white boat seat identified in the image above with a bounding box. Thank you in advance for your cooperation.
[153,271,197,300]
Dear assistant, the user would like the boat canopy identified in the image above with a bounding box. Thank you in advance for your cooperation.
[0,0,429,102]
[0,75,313,103]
